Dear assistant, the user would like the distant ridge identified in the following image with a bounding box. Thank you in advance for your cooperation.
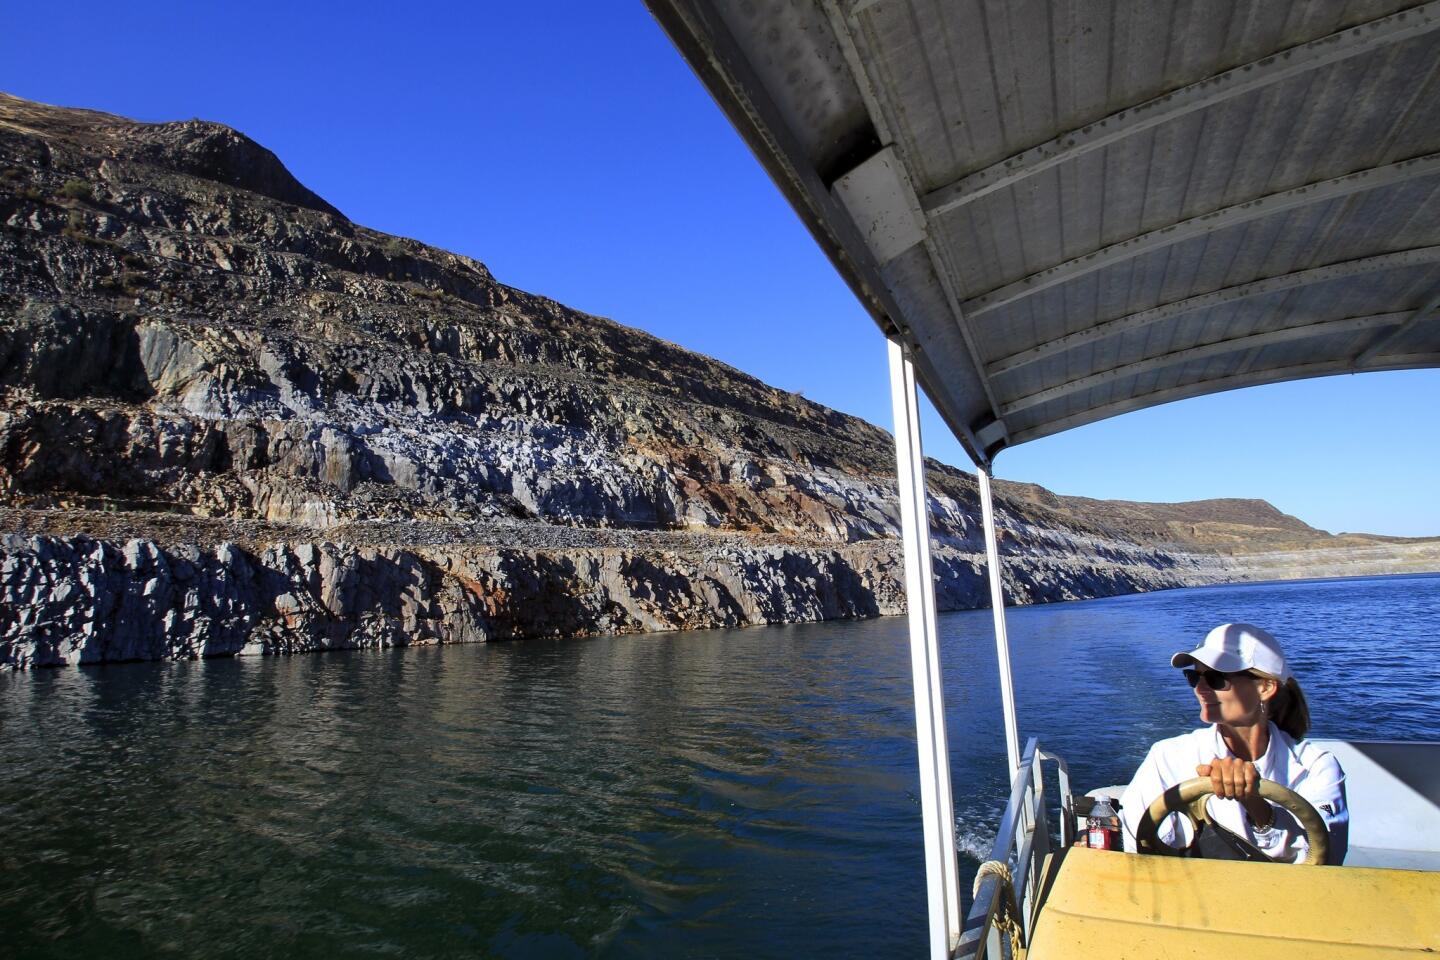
[997,487,1348,553]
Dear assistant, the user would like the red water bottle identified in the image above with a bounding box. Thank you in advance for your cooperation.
[1087,796,1121,850]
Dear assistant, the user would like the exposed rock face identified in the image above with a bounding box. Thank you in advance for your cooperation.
[1,530,1231,669]
[0,94,1432,668]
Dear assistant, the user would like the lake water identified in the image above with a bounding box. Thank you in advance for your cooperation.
[2,573,1437,957]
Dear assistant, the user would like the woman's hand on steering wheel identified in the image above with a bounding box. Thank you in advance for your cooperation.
[1196,757,1258,800]
[1196,758,1273,827]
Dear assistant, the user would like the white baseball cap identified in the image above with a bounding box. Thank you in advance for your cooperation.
[1170,622,1292,681]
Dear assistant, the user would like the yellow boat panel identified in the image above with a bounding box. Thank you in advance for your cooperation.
[1026,847,1440,959]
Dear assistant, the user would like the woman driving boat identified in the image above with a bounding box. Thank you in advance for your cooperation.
[1119,623,1349,863]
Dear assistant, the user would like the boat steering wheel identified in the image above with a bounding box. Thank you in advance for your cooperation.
[1135,777,1330,865]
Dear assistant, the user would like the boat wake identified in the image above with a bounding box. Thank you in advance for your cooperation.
[953,817,997,863]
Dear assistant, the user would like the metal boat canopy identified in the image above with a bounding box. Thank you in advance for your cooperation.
[644,4,1440,957]
[644,0,1440,466]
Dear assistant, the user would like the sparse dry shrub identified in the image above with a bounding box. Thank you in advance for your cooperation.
[60,178,93,202]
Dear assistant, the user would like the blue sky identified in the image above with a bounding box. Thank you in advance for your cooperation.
[4,2,1436,536]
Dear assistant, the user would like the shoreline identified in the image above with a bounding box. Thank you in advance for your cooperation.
[5,524,1435,671]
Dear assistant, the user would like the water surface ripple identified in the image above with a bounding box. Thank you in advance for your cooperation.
[2,574,1436,957]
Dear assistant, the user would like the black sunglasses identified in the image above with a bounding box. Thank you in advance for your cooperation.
[1183,668,1254,691]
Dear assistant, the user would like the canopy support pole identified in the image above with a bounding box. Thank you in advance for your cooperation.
[887,339,961,958]
[977,465,1022,779]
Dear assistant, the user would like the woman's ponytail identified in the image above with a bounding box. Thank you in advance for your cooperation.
[1268,678,1311,740]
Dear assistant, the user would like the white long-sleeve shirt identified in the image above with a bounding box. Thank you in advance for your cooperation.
[1118,723,1348,864]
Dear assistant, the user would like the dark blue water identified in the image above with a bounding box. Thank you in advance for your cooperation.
[2,574,1436,958]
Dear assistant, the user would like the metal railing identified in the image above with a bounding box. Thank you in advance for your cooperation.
[954,737,1074,958]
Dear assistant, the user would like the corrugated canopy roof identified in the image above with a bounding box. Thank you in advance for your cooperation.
[644,0,1440,465]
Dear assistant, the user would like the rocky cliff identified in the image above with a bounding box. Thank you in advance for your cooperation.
[0,94,1432,669]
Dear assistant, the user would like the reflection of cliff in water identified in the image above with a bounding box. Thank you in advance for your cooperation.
[6,576,1434,955]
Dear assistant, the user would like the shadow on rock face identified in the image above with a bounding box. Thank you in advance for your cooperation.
[0,306,155,402]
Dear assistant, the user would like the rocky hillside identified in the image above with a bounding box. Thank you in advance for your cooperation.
[0,94,1433,668]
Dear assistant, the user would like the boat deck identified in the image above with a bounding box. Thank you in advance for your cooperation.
[1314,740,1440,871]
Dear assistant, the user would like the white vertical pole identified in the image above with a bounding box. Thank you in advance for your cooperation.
[887,338,961,958]
[977,465,1022,779]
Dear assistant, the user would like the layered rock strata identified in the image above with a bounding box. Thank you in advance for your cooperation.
[0,94,1431,668]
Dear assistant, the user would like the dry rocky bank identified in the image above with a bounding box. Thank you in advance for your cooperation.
[1,93,1434,669]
